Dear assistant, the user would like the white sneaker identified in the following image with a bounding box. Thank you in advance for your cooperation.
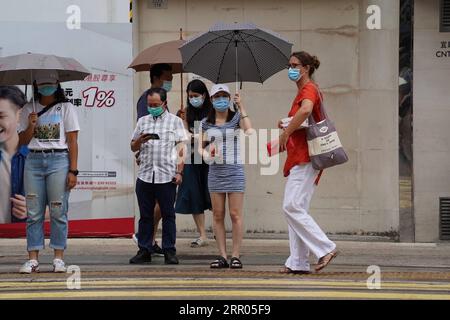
[19,260,40,274]
[53,259,67,273]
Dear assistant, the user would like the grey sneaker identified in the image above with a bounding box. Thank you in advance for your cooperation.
[19,260,40,274]
[53,259,67,273]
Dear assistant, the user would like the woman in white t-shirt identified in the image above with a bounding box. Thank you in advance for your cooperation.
[18,70,80,274]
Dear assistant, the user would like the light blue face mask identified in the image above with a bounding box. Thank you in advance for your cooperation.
[288,68,302,82]
[38,85,58,97]
[189,96,204,108]
[162,81,172,92]
[147,105,165,117]
[212,97,230,112]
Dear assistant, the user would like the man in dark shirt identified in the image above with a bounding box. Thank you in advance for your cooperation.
[136,64,173,119]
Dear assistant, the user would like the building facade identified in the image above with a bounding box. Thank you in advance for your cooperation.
[413,0,450,242]
[2,0,448,242]
[132,0,403,238]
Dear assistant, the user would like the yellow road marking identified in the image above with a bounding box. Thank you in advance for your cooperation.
[1,279,450,296]
[1,285,449,294]
[1,279,450,290]
[0,290,449,300]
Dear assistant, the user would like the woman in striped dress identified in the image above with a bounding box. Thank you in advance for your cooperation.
[199,84,253,269]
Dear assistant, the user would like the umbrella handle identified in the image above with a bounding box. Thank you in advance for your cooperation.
[235,42,239,94]
[180,28,184,110]
[180,71,184,109]
[31,69,36,112]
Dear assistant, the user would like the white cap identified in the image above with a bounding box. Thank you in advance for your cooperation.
[35,70,59,85]
[210,83,230,97]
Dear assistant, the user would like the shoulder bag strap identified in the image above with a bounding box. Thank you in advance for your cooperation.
[307,82,328,126]
[37,100,65,118]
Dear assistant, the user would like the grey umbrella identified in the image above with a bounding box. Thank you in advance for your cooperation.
[179,22,293,91]
[0,52,90,111]
[0,52,90,85]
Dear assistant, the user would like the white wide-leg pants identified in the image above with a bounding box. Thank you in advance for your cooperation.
[283,164,336,271]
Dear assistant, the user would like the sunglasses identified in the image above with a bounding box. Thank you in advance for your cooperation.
[286,63,302,69]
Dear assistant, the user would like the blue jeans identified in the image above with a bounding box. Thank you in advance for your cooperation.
[24,152,70,251]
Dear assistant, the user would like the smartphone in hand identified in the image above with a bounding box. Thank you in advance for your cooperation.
[142,133,160,140]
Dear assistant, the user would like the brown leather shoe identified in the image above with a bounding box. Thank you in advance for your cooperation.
[279,266,311,275]
[315,250,339,272]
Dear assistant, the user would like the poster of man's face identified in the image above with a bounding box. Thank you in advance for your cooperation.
[0,95,23,224]
[0,8,136,238]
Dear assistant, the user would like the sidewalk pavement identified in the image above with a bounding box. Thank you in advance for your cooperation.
[1,236,450,276]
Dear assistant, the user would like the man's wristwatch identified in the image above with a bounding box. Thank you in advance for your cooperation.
[69,169,79,176]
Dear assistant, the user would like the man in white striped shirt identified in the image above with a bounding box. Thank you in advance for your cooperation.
[129,87,188,265]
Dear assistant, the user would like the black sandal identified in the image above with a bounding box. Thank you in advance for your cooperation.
[230,257,243,269]
[210,256,229,269]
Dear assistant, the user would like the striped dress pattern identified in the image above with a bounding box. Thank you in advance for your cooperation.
[201,112,245,193]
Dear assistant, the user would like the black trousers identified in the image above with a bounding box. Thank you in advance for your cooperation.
[135,178,177,253]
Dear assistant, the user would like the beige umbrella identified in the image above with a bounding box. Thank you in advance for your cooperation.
[128,39,185,73]
[128,31,186,112]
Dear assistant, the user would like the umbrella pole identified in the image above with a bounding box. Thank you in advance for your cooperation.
[181,71,184,109]
[180,28,184,113]
[31,69,36,112]
[235,41,238,94]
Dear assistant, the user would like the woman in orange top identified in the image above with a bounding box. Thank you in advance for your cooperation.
[278,51,338,274]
